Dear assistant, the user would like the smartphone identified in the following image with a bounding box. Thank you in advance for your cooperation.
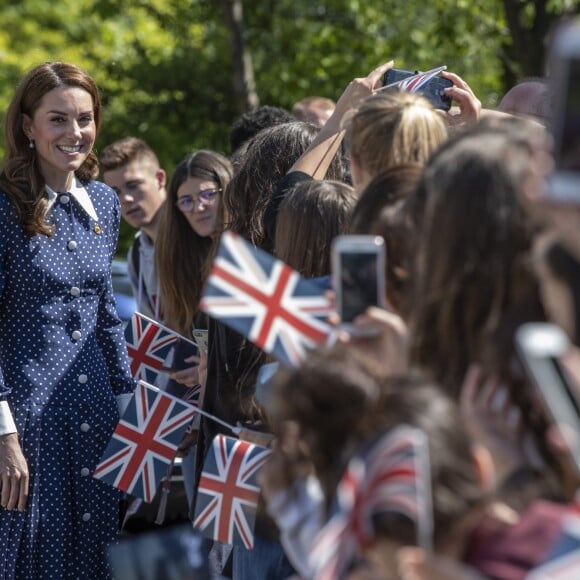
[547,20,580,202]
[331,235,386,331]
[515,322,580,474]
[192,328,209,355]
[382,68,453,111]
[161,337,199,372]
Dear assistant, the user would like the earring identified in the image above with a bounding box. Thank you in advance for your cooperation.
[29,139,34,150]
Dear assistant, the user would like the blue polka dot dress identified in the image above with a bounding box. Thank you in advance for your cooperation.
[0,180,136,579]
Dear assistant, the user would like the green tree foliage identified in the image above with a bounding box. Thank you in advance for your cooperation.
[0,0,576,254]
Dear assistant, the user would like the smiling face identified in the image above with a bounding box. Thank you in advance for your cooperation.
[22,86,96,191]
[176,177,221,238]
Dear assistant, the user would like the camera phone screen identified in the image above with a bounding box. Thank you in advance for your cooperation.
[340,251,379,322]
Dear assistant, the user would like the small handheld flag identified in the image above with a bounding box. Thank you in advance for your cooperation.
[124,312,195,383]
[310,425,433,579]
[200,231,333,367]
[193,434,272,549]
[93,381,197,502]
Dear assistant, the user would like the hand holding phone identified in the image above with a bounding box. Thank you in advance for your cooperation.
[331,235,386,333]
[516,322,580,478]
[382,67,453,111]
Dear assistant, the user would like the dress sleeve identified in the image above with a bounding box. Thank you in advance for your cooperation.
[96,187,136,397]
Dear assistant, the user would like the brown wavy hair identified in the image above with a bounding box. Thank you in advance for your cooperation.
[155,150,233,336]
[274,179,356,277]
[408,119,545,396]
[0,62,102,236]
[225,121,343,253]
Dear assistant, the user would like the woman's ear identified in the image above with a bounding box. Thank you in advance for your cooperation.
[22,113,32,140]
[472,444,496,491]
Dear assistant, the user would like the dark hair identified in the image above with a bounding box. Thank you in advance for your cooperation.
[0,61,102,236]
[229,105,295,154]
[275,180,356,277]
[225,121,343,252]
[409,120,543,396]
[350,164,423,313]
[545,241,580,345]
[270,345,486,553]
[99,136,161,174]
[155,150,233,336]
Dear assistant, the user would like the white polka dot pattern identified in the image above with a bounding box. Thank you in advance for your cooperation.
[0,181,136,579]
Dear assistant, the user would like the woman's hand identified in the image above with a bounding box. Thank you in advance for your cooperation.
[0,433,29,511]
[439,71,481,128]
[397,547,485,580]
[336,306,409,378]
[168,351,208,388]
[334,60,394,116]
[236,421,275,449]
[459,365,529,486]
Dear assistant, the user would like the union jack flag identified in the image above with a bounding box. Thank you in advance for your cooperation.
[124,312,179,383]
[193,434,272,548]
[93,381,197,502]
[392,66,446,94]
[199,231,333,367]
[310,426,432,579]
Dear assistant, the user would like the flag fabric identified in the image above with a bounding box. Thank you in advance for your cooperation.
[199,231,333,367]
[93,381,197,502]
[309,425,432,580]
[124,312,180,383]
[193,434,272,549]
[392,66,446,94]
[527,515,580,579]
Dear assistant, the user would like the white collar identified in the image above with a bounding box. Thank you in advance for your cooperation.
[45,178,99,221]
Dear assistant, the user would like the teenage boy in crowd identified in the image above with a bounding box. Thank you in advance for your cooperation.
[100,137,167,319]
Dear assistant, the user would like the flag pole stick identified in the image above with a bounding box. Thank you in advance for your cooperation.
[137,380,241,435]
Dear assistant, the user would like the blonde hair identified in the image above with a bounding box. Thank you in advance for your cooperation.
[346,91,447,179]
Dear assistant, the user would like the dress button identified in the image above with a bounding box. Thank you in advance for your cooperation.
[72,330,82,341]
[60,194,70,204]
[78,374,88,384]
[80,423,90,432]
[82,513,91,522]
[67,240,78,251]
[70,286,80,296]
[80,468,90,477]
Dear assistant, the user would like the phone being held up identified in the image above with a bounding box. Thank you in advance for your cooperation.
[382,66,453,111]
[515,322,580,477]
[331,235,386,336]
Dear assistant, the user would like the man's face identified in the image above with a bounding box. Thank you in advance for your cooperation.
[103,159,166,230]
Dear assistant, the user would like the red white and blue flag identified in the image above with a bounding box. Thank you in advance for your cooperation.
[124,312,179,384]
[93,380,197,502]
[390,66,446,94]
[199,231,333,367]
[310,425,432,579]
[193,434,272,548]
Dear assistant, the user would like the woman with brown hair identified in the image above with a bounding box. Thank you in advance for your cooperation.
[154,150,232,512]
[0,62,135,578]
[274,179,356,278]
[408,119,546,397]
[155,150,233,341]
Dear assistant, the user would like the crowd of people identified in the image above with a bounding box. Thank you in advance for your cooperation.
[0,16,579,580]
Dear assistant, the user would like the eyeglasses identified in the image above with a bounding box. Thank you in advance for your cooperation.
[175,188,221,212]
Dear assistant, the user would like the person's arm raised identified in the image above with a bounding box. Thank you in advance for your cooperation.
[290,61,394,179]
